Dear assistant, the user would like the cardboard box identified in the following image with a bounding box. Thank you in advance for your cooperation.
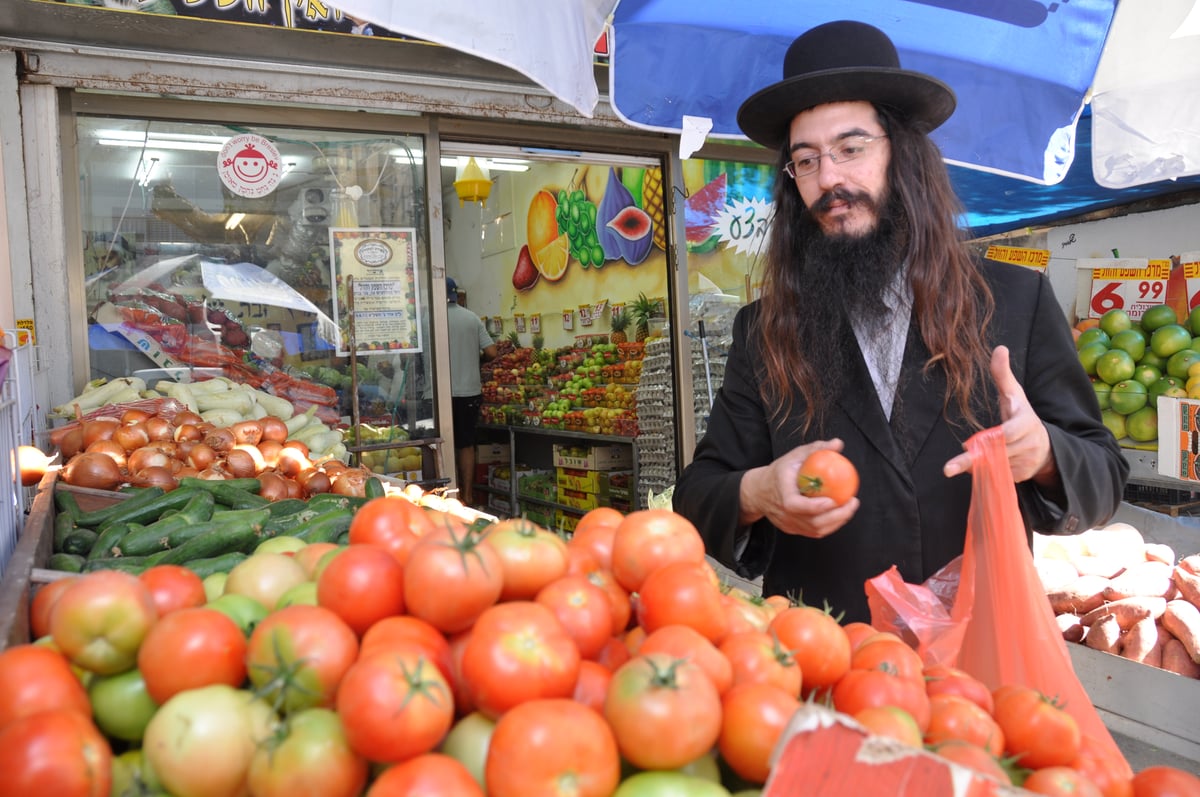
[554,509,584,534]
[556,487,599,512]
[521,506,555,529]
[476,442,511,465]
[552,443,632,471]
[599,469,634,502]
[487,494,513,518]
[1156,396,1200,482]
[518,471,557,503]
[556,467,602,493]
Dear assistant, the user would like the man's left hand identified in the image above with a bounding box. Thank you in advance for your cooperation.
[943,345,1056,484]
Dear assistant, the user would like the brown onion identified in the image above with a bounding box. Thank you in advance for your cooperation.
[204,428,236,453]
[275,446,312,478]
[81,417,120,449]
[187,443,217,471]
[296,468,331,496]
[174,410,204,427]
[58,427,85,460]
[260,416,289,444]
[112,422,151,452]
[175,466,200,480]
[197,466,228,481]
[230,420,264,447]
[331,468,368,498]
[144,416,174,442]
[176,439,196,460]
[131,465,178,491]
[282,440,310,458]
[62,451,124,491]
[258,471,290,502]
[224,448,259,479]
[233,444,266,474]
[120,408,152,425]
[256,440,283,470]
[127,446,172,474]
[322,461,349,478]
[86,439,128,470]
[284,477,303,500]
[174,423,203,443]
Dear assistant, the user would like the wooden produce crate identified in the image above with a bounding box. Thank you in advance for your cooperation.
[0,474,124,649]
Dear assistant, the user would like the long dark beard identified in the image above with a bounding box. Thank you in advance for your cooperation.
[791,186,909,408]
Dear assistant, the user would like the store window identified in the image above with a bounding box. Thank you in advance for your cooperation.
[439,146,673,518]
[75,117,434,471]
[681,157,776,440]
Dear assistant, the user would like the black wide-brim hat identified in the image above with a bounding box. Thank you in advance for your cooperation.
[737,20,956,151]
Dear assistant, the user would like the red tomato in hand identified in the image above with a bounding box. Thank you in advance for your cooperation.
[138,564,207,617]
[603,653,722,770]
[0,708,111,797]
[0,644,92,727]
[718,682,802,785]
[50,570,158,675]
[137,607,247,704]
[485,699,620,797]
[317,543,406,636]
[483,518,570,601]
[795,449,859,505]
[609,509,706,594]
[404,522,504,634]
[993,685,1081,769]
[348,495,434,567]
[461,601,581,718]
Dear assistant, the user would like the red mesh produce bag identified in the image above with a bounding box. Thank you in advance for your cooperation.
[866,426,1129,776]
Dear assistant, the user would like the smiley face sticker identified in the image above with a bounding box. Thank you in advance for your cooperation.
[218,133,282,198]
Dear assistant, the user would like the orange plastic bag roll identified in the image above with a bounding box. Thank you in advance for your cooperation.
[867,426,1129,776]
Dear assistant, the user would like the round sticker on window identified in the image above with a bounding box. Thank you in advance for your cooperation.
[354,239,393,268]
[219,134,282,198]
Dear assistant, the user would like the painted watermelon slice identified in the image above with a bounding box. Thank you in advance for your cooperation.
[685,173,727,253]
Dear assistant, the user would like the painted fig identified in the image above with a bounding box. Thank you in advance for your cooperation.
[606,206,654,265]
[512,244,539,291]
[595,167,636,261]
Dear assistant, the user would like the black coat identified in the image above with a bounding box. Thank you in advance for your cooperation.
[673,260,1128,623]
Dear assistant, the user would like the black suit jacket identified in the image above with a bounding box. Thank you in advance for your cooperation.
[674,260,1128,623]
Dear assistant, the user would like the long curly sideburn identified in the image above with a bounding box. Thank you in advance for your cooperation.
[755,106,995,434]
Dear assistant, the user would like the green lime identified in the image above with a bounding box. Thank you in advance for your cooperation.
[1189,306,1200,335]
[1126,405,1159,443]
[1095,348,1136,385]
[1141,305,1179,333]
[1077,342,1110,377]
[1132,363,1162,387]
[1109,329,1146,362]
[1148,376,1186,405]
[1189,335,1200,354]
[1150,324,1193,358]
[1076,327,1111,351]
[1139,350,1167,370]
[1168,349,1200,379]
[1109,379,1148,415]
[1092,380,1112,410]
[1099,308,1133,338]
[1101,408,1127,440]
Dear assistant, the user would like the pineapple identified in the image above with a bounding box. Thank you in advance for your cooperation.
[506,330,521,348]
[642,167,666,251]
[630,293,659,343]
[532,333,545,352]
[609,310,631,344]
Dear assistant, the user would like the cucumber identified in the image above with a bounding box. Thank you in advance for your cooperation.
[291,508,354,544]
[165,508,270,549]
[62,529,99,557]
[113,491,218,557]
[305,493,372,513]
[154,523,262,566]
[364,476,386,499]
[53,513,79,553]
[266,498,309,518]
[54,489,84,524]
[261,509,320,539]
[176,478,267,510]
[48,553,85,573]
[87,522,134,561]
[183,552,248,579]
[75,487,167,529]
[83,556,151,574]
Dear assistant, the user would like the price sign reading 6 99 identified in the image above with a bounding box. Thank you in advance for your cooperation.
[1087,260,1170,321]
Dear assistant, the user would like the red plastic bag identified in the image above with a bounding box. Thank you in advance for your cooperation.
[866,426,1129,774]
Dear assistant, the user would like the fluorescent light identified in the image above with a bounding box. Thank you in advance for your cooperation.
[99,138,224,152]
[136,157,159,187]
[225,212,246,230]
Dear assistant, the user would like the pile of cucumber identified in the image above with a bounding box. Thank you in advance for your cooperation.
[48,476,383,577]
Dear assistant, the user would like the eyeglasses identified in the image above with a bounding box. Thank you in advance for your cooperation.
[782,135,889,179]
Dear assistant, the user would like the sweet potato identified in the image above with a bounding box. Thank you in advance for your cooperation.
[1085,613,1121,654]
[1142,543,1176,566]
[1173,565,1200,607]
[1160,599,1200,665]
[1080,596,1167,630]
[1180,553,1200,576]
[1118,615,1159,664]
[1047,574,1110,615]
[1161,636,1200,678]
[1056,612,1085,643]
[1080,522,1145,561]
[1070,554,1127,580]
[1102,561,1175,601]
[1036,558,1081,593]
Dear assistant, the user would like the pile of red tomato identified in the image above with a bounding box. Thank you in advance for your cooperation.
[2,499,1199,797]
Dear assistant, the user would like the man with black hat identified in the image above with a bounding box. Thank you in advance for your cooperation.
[673,21,1127,623]
[445,277,498,506]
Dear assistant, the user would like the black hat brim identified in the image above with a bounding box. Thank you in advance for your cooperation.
[737,67,956,151]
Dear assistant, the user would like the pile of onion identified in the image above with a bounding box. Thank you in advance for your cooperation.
[53,409,358,498]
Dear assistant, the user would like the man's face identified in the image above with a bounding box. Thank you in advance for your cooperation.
[787,101,890,238]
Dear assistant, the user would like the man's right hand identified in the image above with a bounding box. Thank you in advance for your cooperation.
[737,439,859,538]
